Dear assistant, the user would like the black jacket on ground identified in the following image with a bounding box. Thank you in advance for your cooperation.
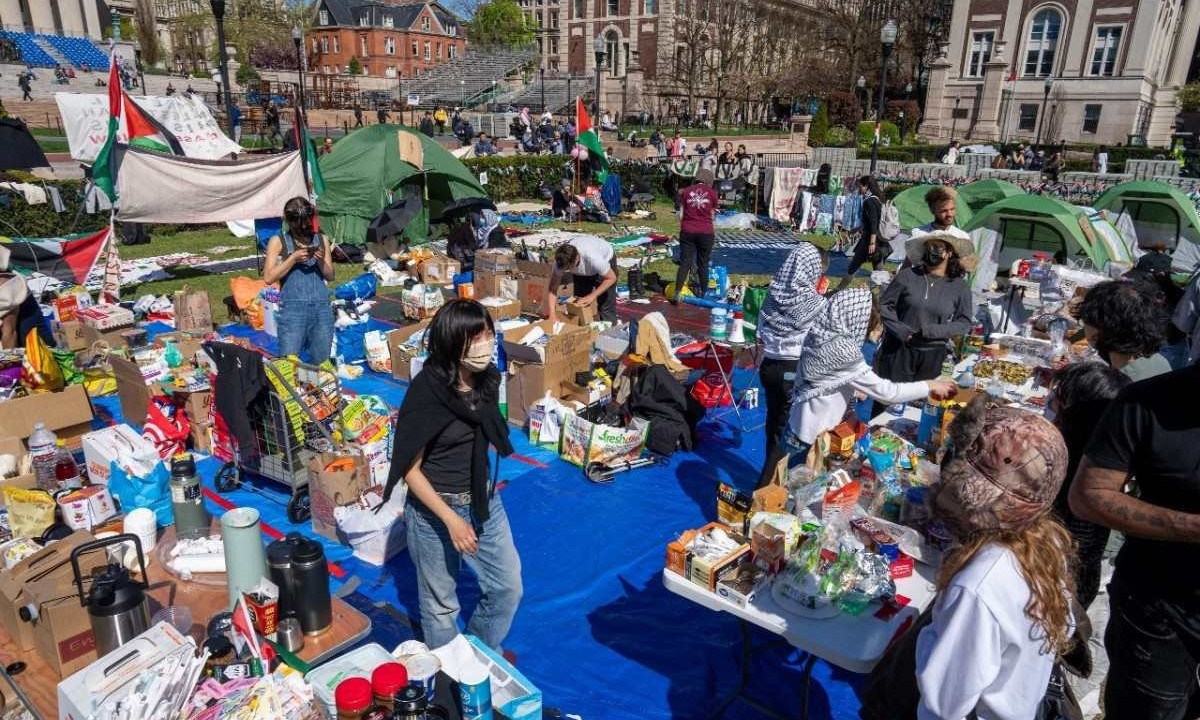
[630,365,703,456]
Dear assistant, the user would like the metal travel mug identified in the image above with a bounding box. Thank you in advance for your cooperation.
[220,507,267,607]
[288,535,331,635]
[266,535,298,619]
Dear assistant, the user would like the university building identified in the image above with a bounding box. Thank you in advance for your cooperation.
[919,0,1200,147]
[309,0,465,80]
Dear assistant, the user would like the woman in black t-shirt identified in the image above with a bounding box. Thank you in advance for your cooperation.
[383,299,520,651]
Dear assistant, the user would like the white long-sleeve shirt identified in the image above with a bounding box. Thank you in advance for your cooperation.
[788,369,929,444]
[916,544,1058,720]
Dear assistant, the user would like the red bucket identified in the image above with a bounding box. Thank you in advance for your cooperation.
[675,341,734,374]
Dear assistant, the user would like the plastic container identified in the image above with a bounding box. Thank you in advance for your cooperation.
[28,422,58,491]
[709,307,728,340]
[307,643,395,717]
[371,662,408,711]
[334,677,373,720]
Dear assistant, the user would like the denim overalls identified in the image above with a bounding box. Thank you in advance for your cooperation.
[275,232,333,363]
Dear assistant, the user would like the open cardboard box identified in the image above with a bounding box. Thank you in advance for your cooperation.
[0,530,94,651]
[561,299,596,326]
[24,574,96,678]
[0,384,94,450]
[479,297,522,321]
[308,451,372,541]
[387,319,431,383]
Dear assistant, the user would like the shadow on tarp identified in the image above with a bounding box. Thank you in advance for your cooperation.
[103,320,875,719]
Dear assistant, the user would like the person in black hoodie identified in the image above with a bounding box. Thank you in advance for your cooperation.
[383,299,519,651]
[875,232,975,394]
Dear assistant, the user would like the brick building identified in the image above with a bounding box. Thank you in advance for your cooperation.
[310,0,465,80]
[919,0,1200,146]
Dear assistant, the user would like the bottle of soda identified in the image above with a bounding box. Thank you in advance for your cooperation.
[53,440,82,490]
[28,422,58,491]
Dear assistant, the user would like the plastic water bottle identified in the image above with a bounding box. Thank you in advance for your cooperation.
[494,331,508,420]
[28,422,58,491]
[54,440,82,490]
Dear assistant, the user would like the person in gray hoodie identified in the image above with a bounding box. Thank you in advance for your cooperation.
[875,232,976,392]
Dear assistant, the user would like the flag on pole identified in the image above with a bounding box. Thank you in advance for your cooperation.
[574,97,609,184]
[93,55,183,201]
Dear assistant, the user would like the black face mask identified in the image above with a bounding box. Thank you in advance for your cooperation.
[923,245,947,267]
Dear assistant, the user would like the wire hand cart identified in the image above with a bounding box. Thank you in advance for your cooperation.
[213,357,345,523]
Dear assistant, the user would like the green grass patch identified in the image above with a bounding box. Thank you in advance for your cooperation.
[35,138,69,153]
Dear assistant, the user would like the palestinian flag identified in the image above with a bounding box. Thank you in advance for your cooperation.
[93,58,183,201]
[297,121,326,196]
[3,228,110,285]
[575,97,609,184]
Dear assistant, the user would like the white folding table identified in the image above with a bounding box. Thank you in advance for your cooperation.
[662,561,937,719]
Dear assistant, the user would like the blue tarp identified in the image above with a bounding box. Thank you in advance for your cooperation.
[114,321,870,720]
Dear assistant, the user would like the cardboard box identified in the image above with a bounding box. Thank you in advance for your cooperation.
[58,622,194,720]
[479,297,521,321]
[79,323,130,349]
[750,523,787,573]
[190,421,212,453]
[0,530,94,651]
[24,575,96,677]
[52,321,89,352]
[716,560,769,609]
[387,320,432,383]
[502,320,594,367]
[475,248,516,274]
[562,300,595,326]
[0,384,94,449]
[81,424,161,486]
[690,543,750,592]
[0,437,34,505]
[752,484,788,514]
[307,452,371,541]
[514,260,555,316]
[173,288,213,335]
[112,356,154,427]
[57,486,117,531]
[716,483,753,536]
[418,254,461,286]
[75,304,134,332]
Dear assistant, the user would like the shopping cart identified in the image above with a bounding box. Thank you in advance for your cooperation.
[212,357,345,523]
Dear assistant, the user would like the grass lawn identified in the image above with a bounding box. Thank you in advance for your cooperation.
[34,138,69,153]
[120,199,839,315]
[618,125,788,138]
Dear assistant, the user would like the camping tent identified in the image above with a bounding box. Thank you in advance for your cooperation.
[891,179,1024,232]
[317,125,488,246]
[956,178,1024,212]
[964,193,1132,292]
[1093,180,1200,272]
[0,118,49,171]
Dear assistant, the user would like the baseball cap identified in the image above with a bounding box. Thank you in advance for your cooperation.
[929,396,1069,538]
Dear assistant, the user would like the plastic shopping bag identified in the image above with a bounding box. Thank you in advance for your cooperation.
[142,396,190,460]
[107,460,174,528]
[334,489,406,566]
[23,328,64,393]
[334,273,378,302]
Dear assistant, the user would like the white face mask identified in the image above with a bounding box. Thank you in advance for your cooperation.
[461,338,495,373]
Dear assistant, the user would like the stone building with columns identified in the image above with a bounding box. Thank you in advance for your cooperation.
[919,0,1200,147]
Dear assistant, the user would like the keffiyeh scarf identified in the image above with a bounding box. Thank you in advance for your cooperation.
[758,243,826,359]
[792,288,873,403]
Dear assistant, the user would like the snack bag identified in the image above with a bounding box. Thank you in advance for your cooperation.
[821,469,861,530]
[3,487,56,538]
[22,328,64,393]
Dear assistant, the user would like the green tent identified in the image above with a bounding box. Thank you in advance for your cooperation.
[1094,180,1200,271]
[964,194,1129,279]
[956,179,1024,212]
[317,125,487,246]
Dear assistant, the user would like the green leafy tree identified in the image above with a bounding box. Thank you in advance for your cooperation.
[466,0,535,48]
[1178,83,1200,113]
[810,101,830,146]
[347,56,363,75]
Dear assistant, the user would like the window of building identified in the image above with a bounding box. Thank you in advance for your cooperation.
[412,41,418,56]
[385,37,395,54]
[574,0,584,17]
[606,29,619,74]
[536,13,543,27]
[1023,8,1061,77]
[436,42,442,58]
[448,24,457,36]
[323,64,330,74]
[361,35,368,55]
[359,11,369,26]
[967,31,993,77]
[550,37,558,54]
[608,0,619,15]
[383,14,393,28]
[645,0,656,11]
[1018,103,1038,131]
[448,45,456,58]
[312,38,318,53]
[424,41,431,60]
[318,9,328,24]
[333,37,339,52]
[422,16,431,30]
[551,11,558,28]
[320,36,328,53]
[1090,25,1122,76]
[1082,104,1102,133]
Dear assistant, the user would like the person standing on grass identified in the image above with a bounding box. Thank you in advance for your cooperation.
[755,242,827,487]
[837,175,885,290]
[263,197,335,364]
[384,299,520,652]
[673,168,719,303]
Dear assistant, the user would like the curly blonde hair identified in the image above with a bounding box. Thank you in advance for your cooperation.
[936,514,1077,656]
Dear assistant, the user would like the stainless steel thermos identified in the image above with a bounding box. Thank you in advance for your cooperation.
[267,532,331,636]
[70,534,152,656]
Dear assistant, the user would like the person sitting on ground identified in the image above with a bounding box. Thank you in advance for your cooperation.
[784,288,956,464]
[1075,279,1172,381]
[165,82,176,96]
[600,111,617,131]
[940,139,960,165]
[376,104,390,124]
[185,84,195,95]
[551,180,572,219]
[474,132,499,156]
[547,235,618,323]
[913,397,1076,720]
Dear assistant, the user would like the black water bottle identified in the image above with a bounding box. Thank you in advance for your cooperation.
[266,535,298,620]
[289,534,332,635]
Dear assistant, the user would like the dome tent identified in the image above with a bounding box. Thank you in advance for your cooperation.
[1094,180,1200,272]
[317,125,487,246]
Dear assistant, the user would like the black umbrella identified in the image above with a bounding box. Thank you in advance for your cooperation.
[429,196,496,224]
[367,198,423,244]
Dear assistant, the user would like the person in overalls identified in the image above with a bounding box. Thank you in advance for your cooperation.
[263,197,335,363]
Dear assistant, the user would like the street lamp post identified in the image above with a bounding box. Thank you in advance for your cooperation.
[209,1,235,138]
[133,41,146,96]
[905,82,913,100]
[292,26,310,189]
[1036,76,1053,148]
[899,111,906,142]
[566,75,572,109]
[460,79,465,107]
[950,96,961,142]
[856,75,866,121]
[540,67,546,114]
[869,20,897,175]
[593,33,605,120]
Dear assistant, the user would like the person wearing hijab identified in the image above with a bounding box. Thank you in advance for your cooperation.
[755,242,827,487]
[785,288,955,462]
[916,397,1077,720]
[383,299,519,651]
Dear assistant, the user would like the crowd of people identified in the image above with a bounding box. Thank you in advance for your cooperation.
[749,173,1200,718]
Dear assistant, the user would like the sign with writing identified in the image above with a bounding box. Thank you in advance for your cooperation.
[407,93,420,106]
[55,92,243,162]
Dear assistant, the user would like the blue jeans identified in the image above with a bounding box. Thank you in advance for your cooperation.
[276,300,333,364]
[406,493,523,651]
